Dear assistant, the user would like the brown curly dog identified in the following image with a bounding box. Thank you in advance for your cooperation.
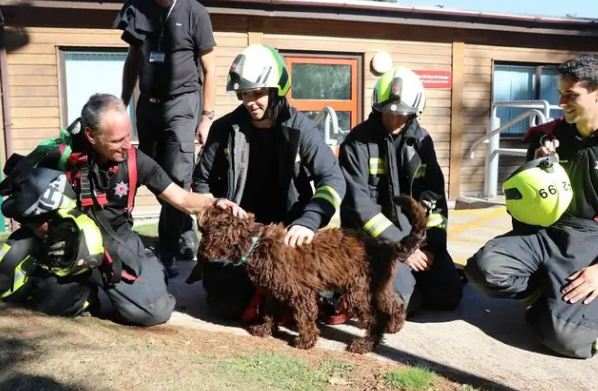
[193,195,426,353]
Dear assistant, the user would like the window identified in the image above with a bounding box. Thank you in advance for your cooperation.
[284,54,361,144]
[493,63,560,136]
[61,49,138,139]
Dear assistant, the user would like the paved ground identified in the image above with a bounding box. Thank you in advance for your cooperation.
[165,205,597,391]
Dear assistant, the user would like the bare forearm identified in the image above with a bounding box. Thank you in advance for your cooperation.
[200,50,216,112]
[158,183,214,215]
[180,192,215,214]
[122,47,141,106]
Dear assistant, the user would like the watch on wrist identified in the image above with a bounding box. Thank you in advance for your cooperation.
[202,110,216,120]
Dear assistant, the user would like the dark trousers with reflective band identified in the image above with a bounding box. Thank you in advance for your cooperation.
[1,227,175,327]
[465,223,598,358]
[393,248,463,314]
[137,91,201,261]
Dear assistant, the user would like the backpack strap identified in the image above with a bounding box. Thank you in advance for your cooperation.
[126,146,138,214]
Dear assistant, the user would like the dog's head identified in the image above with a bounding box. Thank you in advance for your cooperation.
[196,206,258,262]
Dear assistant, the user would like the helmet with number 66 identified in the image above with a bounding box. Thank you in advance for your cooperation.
[502,156,573,227]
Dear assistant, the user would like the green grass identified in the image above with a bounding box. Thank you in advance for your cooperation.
[214,352,354,391]
[383,366,438,390]
[133,222,158,238]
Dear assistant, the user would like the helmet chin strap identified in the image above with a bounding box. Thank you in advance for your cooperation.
[264,89,280,121]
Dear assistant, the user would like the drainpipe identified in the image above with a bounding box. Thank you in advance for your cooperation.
[0,26,12,162]
[0,52,12,162]
[0,20,13,232]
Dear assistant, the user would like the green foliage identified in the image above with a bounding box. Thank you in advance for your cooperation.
[383,366,437,390]
[133,222,158,238]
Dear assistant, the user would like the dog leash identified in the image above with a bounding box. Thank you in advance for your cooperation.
[238,228,264,265]
[206,227,264,267]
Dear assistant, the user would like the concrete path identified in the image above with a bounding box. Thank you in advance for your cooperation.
[166,206,597,391]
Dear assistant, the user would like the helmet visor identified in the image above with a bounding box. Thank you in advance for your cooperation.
[373,100,418,115]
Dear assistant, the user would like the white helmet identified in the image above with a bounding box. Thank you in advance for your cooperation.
[226,44,291,97]
[372,66,426,117]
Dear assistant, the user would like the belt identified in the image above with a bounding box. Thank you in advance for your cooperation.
[148,97,161,104]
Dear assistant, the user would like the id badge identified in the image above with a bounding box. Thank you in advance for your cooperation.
[149,51,166,63]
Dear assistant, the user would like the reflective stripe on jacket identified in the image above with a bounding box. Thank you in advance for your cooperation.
[339,112,448,251]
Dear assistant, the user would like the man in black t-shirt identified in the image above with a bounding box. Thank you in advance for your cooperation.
[0,94,244,327]
[115,0,217,274]
[339,66,462,317]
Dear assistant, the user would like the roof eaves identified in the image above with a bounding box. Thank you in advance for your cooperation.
[204,0,598,36]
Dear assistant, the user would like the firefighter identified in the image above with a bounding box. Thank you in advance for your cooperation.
[0,93,244,326]
[466,54,598,358]
[339,66,463,315]
[191,44,345,320]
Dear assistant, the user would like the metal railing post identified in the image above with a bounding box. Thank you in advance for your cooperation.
[484,109,501,198]
[468,100,562,199]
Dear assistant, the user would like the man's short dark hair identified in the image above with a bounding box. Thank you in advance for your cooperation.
[558,54,598,89]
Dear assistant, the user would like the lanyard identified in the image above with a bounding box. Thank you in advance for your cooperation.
[165,0,177,20]
[157,0,177,51]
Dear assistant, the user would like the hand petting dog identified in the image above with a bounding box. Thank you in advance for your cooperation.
[213,198,247,218]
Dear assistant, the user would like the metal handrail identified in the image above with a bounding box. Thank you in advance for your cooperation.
[468,109,547,159]
[313,106,349,146]
[467,100,561,198]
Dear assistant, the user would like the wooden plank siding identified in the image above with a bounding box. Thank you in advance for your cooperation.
[2,15,597,213]
[263,33,454,185]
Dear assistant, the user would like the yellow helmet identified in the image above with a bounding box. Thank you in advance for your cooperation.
[503,156,573,227]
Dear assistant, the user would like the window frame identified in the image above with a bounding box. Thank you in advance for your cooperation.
[282,52,362,130]
[491,60,561,139]
[58,46,139,141]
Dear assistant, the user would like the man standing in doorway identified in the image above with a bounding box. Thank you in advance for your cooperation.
[114,0,216,276]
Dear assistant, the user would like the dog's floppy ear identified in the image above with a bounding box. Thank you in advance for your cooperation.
[195,205,219,230]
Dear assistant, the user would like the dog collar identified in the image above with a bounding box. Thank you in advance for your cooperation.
[238,229,263,265]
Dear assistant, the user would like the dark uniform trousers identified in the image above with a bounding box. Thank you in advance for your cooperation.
[394,248,463,314]
[3,226,175,327]
[137,91,201,261]
[466,221,598,358]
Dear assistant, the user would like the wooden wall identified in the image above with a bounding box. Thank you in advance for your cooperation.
[3,23,455,218]
[3,26,249,218]
[263,33,453,180]
[2,16,597,215]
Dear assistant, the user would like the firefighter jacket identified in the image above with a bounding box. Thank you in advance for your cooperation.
[192,105,345,231]
[339,112,448,252]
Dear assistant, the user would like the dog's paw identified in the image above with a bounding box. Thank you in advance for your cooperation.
[385,317,405,333]
[347,337,375,354]
[291,335,317,350]
[247,323,273,338]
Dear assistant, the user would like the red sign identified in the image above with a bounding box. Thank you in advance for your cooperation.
[414,70,452,89]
